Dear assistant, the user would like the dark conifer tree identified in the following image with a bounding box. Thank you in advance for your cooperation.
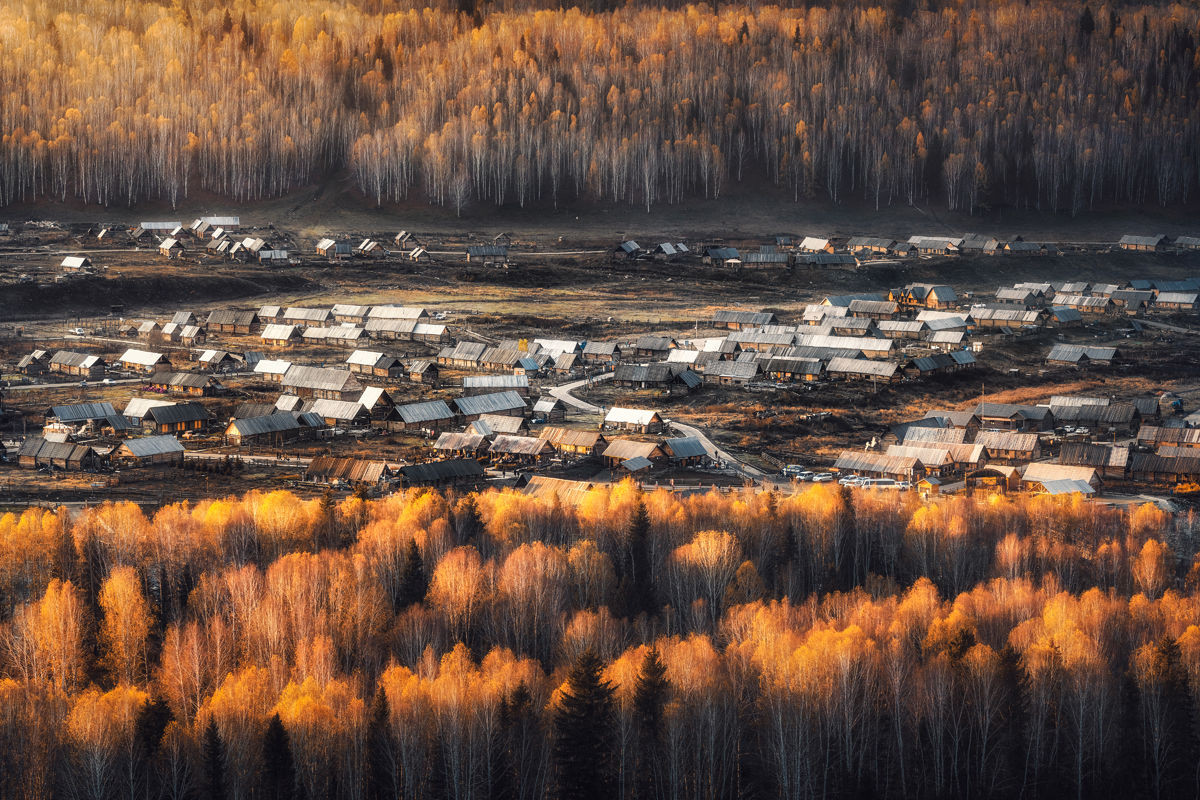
[201,719,226,800]
[261,713,295,800]
[632,648,669,800]
[397,539,429,609]
[366,688,400,800]
[552,651,617,800]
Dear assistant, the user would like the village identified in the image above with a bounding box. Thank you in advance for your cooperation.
[2,218,1200,509]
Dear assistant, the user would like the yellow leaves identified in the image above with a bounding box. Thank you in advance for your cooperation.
[98,566,151,685]
[429,546,486,632]
[67,684,149,749]
[673,529,741,573]
[1133,538,1174,600]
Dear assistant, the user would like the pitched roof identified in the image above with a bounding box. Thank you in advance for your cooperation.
[1022,463,1097,485]
[261,324,299,340]
[1047,344,1118,363]
[307,398,368,422]
[119,435,185,457]
[604,407,661,426]
[305,457,389,483]
[144,403,211,425]
[206,309,257,327]
[539,426,604,448]
[974,430,1039,452]
[400,459,485,482]
[435,432,488,451]
[826,357,899,378]
[489,435,551,456]
[463,374,529,390]
[226,413,301,436]
[50,402,118,423]
[664,437,707,459]
[281,366,362,392]
[119,348,167,366]
[833,451,921,474]
[454,391,526,417]
[713,309,774,326]
[393,400,455,424]
[602,439,663,460]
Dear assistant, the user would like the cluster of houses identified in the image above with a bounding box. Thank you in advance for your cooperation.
[427,406,707,476]
[829,393,1199,494]
[613,232,1200,270]
[990,277,1200,318]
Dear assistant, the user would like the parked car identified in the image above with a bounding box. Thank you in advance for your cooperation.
[812,472,834,482]
[796,471,815,481]
[837,475,862,486]
[781,464,806,477]
[68,327,85,335]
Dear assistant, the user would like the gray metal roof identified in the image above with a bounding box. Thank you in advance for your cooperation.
[713,309,774,325]
[120,435,185,457]
[463,374,529,389]
[228,413,300,436]
[454,391,526,417]
[50,402,117,423]
[664,437,707,459]
[282,366,362,392]
[401,459,485,482]
[145,403,210,425]
[394,400,455,424]
[1047,344,1118,363]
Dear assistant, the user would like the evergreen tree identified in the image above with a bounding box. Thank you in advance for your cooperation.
[501,682,543,800]
[455,495,483,545]
[201,719,226,800]
[633,648,669,800]
[627,495,654,616]
[133,697,173,800]
[552,651,617,800]
[261,713,295,800]
[366,688,399,800]
[397,539,429,609]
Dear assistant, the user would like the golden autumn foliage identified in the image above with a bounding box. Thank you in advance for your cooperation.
[0,485,1196,798]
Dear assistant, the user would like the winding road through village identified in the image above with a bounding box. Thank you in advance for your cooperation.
[548,371,769,482]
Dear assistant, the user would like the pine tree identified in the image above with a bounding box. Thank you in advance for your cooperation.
[633,648,669,800]
[455,495,484,545]
[201,719,226,800]
[627,496,654,616]
[133,697,174,800]
[552,651,617,800]
[261,713,295,800]
[366,688,399,800]
[397,539,429,609]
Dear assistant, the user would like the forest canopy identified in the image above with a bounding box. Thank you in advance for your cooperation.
[0,1,1197,212]
[3,483,1200,798]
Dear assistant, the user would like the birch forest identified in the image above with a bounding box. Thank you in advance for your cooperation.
[3,483,1200,799]
[0,0,1198,212]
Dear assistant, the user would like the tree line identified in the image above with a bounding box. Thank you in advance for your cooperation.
[3,483,1200,798]
[0,1,1196,213]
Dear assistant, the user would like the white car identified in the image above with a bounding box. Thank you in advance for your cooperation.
[837,475,861,486]
[796,471,815,481]
[812,472,834,483]
[69,327,85,335]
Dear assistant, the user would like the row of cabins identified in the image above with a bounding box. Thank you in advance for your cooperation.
[28,348,177,378]
[831,395,1168,487]
[994,279,1200,315]
[17,435,186,471]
